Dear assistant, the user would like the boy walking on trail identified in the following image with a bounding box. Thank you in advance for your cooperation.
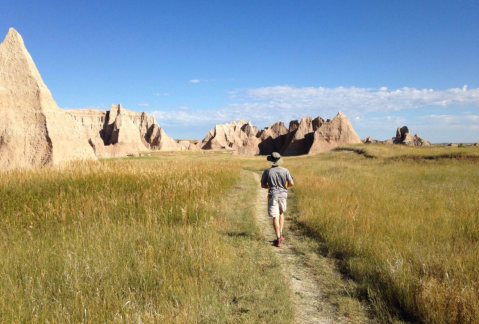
[260,152,294,247]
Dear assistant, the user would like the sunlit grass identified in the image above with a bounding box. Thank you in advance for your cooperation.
[3,146,477,323]
[285,150,479,323]
[337,143,479,159]
[0,157,291,323]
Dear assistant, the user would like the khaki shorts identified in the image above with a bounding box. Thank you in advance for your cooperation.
[268,197,287,217]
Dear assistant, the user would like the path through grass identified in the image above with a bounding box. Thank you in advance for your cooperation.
[0,158,292,323]
[287,148,479,323]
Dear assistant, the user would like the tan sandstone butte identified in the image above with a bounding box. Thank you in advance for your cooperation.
[200,119,261,155]
[308,111,363,153]
[67,104,182,157]
[199,112,362,155]
[384,126,431,146]
[0,28,96,170]
[257,121,289,155]
[281,116,324,156]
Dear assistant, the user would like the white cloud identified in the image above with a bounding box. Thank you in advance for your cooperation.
[416,114,479,129]
[354,115,406,128]
[237,85,479,115]
[403,114,479,143]
[149,85,479,142]
[151,110,223,125]
[137,103,150,107]
[189,79,216,83]
[152,85,479,125]
[150,102,296,127]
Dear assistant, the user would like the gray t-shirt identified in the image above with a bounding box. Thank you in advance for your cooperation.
[261,166,293,199]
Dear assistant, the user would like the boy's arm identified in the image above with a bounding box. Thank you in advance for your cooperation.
[260,170,269,189]
[286,170,294,188]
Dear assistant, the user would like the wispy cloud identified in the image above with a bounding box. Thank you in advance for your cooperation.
[354,115,408,129]
[152,85,479,125]
[235,85,479,115]
[189,79,216,83]
[416,114,479,129]
[137,102,150,107]
[149,85,479,142]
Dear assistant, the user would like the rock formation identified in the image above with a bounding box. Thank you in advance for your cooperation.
[199,112,362,155]
[177,140,192,150]
[0,28,96,170]
[363,136,380,144]
[144,122,181,151]
[200,119,261,155]
[68,104,182,157]
[257,121,289,155]
[385,126,431,146]
[309,112,363,153]
[281,116,323,156]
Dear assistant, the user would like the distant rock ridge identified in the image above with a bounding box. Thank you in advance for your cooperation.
[67,104,183,157]
[199,119,261,155]
[198,112,363,155]
[363,126,431,146]
[0,28,96,170]
[362,136,380,144]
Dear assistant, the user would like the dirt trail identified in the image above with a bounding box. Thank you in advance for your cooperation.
[253,172,341,324]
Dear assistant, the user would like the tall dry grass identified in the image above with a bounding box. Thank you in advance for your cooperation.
[286,147,479,323]
[0,157,291,323]
[337,143,479,159]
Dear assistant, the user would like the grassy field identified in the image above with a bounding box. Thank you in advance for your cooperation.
[0,157,292,323]
[336,143,479,160]
[1,145,478,323]
[285,145,479,323]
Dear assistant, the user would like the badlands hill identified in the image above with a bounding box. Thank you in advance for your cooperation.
[67,105,183,158]
[198,112,363,155]
[0,28,97,170]
[0,28,182,169]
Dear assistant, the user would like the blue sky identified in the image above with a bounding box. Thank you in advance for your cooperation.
[2,0,478,143]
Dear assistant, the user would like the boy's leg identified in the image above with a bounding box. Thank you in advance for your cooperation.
[269,198,281,239]
[272,216,281,239]
[279,214,284,233]
[278,199,286,240]
[279,214,284,240]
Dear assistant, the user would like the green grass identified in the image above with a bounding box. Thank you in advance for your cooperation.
[0,157,292,323]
